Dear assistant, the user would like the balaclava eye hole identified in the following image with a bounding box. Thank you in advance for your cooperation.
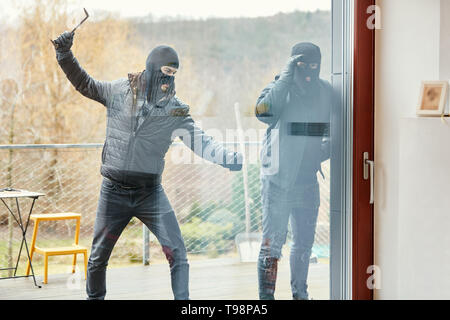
[145,45,179,106]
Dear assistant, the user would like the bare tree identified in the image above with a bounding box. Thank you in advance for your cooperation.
[7,0,145,208]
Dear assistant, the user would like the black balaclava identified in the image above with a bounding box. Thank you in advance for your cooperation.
[145,45,179,107]
[291,42,322,94]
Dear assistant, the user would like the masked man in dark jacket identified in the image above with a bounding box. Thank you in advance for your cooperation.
[255,42,332,300]
[53,31,242,300]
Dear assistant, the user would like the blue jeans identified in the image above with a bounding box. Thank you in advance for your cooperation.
[86,178,189,300]
[258,176,320,300]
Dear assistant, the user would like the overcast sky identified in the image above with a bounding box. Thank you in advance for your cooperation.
[0,0,331,23]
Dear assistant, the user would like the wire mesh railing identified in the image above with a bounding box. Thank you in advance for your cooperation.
[0,143,330,276]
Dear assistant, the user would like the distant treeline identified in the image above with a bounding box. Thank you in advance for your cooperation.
[131,10,332,124]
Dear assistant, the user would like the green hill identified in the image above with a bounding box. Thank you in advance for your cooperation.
[131,10,331,127]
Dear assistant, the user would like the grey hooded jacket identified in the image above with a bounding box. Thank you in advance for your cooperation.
[255,75,333,190]
[57,51,232,187]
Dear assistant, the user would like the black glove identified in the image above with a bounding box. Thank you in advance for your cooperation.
[54,31,74,60]
[223,152,243,172]
[278,54,304,83]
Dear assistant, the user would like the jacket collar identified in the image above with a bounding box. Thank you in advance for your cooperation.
[128,71,146,96]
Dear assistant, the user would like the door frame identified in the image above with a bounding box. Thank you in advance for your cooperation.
[352,0,375,300]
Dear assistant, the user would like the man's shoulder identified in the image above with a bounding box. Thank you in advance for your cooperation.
[108,71,143,95]
[171,96,187,106]
[168,96,190,117]
[109,77,130,93]
[261,76,279,92]
[319,79,333,91]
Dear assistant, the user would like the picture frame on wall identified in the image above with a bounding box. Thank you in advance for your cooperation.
[416,81,449,116]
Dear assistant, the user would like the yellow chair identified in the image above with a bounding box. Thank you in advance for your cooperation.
[25,213,88,284]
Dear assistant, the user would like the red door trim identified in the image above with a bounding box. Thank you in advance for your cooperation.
[352,0,375,300]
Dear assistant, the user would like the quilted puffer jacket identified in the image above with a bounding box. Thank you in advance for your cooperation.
[255,75,333,190]
[57,51,233,187]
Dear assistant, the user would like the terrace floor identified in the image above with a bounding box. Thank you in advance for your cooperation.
[0,257,329,300]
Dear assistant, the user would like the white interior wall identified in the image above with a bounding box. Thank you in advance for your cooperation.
[441,0,450,79]
[374,0,442,299]
[398,117,450,299]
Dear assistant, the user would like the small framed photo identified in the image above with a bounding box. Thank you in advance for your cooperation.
[417,81,449,116]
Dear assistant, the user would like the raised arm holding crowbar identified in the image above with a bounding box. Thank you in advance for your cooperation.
[50,8,89,49]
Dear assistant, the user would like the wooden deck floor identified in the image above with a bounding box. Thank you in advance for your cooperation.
[0,258,329,300]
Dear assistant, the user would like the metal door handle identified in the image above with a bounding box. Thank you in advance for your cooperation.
[363,152,374,204]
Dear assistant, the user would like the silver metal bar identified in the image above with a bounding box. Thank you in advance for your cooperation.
[329,0,354,301]
[143,225,150,265]
[234,102,251,234]
[0,141,262,150]
[363,152,369,180]
[343,0,355,300]
[363,152,375,204]
[366,159,375,205]
[0,143,103,150]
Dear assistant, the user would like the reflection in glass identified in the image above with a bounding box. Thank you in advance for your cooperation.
[255,42,333,300]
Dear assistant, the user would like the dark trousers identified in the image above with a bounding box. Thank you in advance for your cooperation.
[258,176,320,300]
[86,178,189,300]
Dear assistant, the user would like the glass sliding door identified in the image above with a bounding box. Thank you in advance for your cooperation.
[330,0,354,300]
[0,0,376,301]
[141,0,358,300]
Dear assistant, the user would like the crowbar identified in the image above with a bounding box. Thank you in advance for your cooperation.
[50,8,90,49]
